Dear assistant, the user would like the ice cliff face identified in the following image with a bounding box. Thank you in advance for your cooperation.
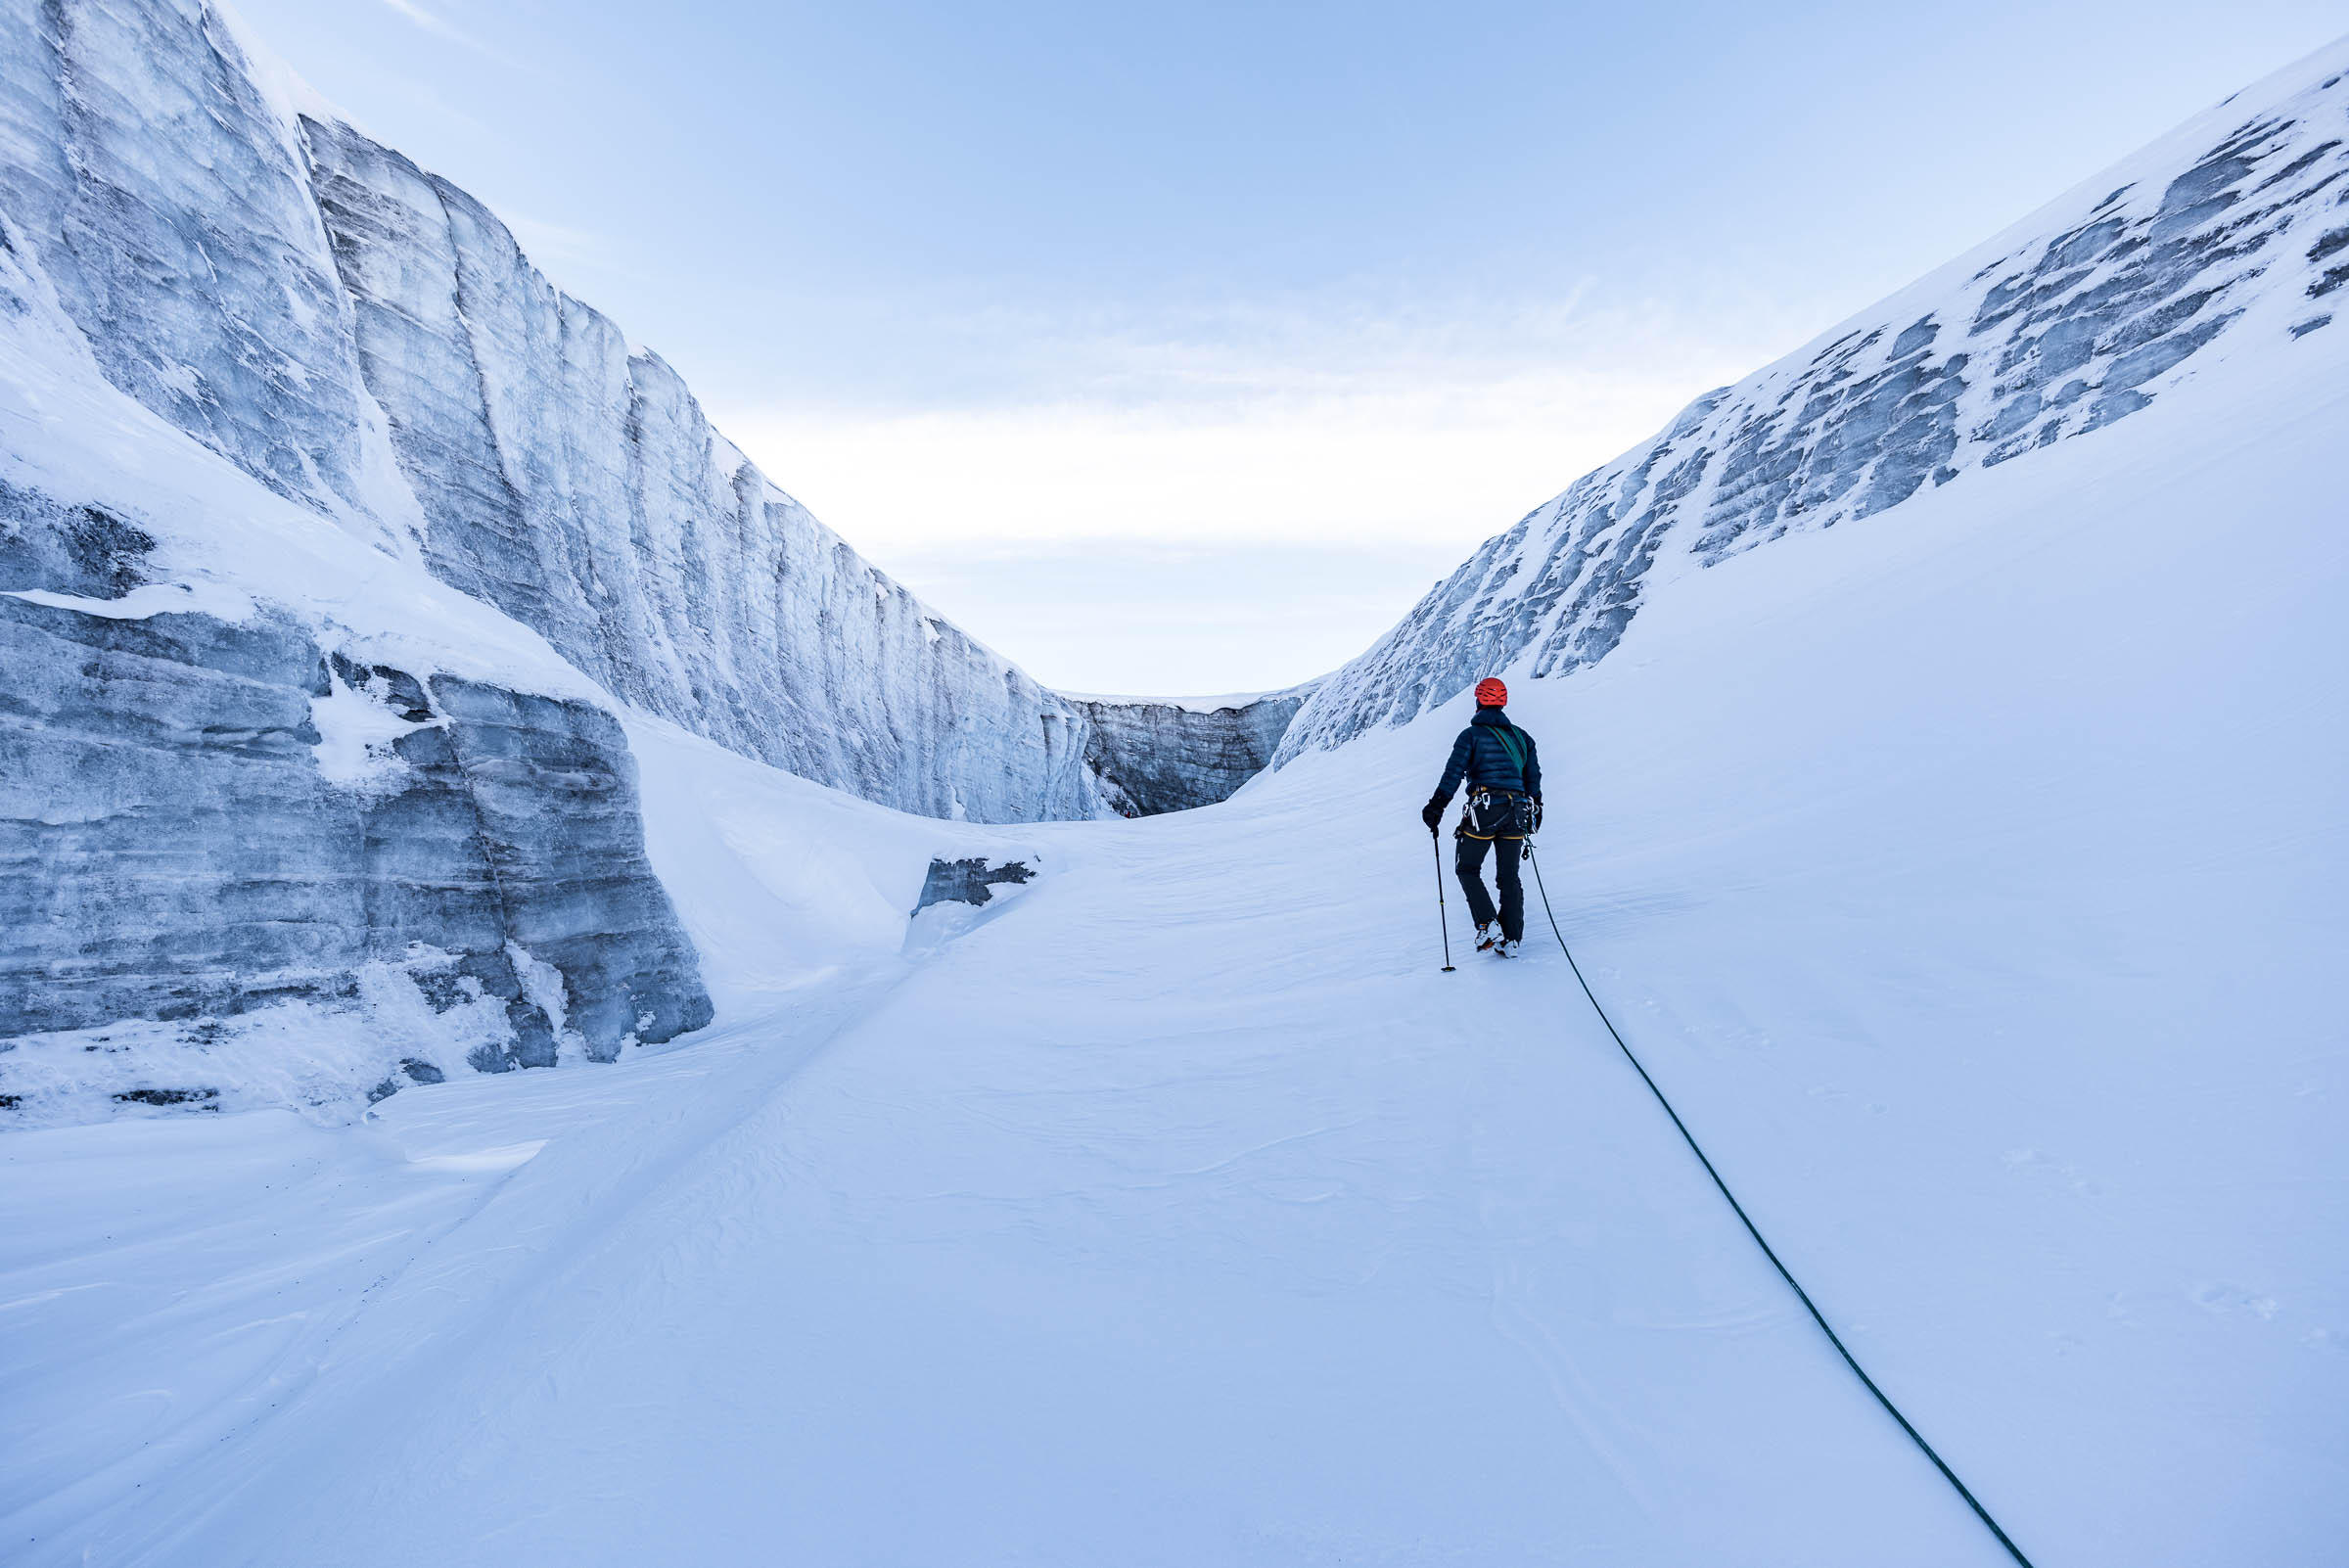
[298,116,1098,822]
[0,0,1134,1122]
[1074,691,1313,816]
[1278,47,2349,761]
[0,0,1099,825]
[0,0,1167,1126]
[0,487,711,1125]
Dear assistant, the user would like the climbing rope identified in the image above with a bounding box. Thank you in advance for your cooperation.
[1524,844,2037,1568]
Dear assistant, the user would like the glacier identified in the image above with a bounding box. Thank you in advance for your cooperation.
[0,11,2341,1565]
[0,0,1289,1122]
[298,113,1103,822]
[3,238,2338,1560]
[0,0,1277,1122]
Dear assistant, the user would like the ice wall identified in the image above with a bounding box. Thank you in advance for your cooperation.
[1278,47,2349,761]
[0,0,1114,1125]
[1073,690,1313,815]
[299,117,1099,822]
[0,487,711,1127]
[0,0,393,540]
[0,0,1102,825]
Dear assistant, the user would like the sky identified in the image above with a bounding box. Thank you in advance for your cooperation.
[230,0,2349,695]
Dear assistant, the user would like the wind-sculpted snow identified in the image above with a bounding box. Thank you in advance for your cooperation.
[1073,689,1314,815]
[1278,50,2349,761]
[0,0,1101,824]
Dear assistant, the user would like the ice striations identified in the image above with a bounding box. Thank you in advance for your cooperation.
[1073,689,1315,815]
[0,0,1100,825]
[0,486,712,1127]
[0,0,1308,1126]
[299,115,1099,821]
[0,0,432,569]
[1277,44,2349,761]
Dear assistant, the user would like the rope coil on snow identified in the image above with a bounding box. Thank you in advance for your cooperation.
[1524,846,2037,1568]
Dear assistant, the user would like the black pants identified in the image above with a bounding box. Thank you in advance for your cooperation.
[1454,833,1525,942]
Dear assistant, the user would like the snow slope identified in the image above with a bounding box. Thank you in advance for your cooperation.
[5,261,2339,1562]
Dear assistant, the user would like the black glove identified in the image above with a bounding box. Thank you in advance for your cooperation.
[1420,794,1446,834]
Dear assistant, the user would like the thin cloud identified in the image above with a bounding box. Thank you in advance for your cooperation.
[718,361,1734,557]
[503,213,600,266]
[377,0,494,56]
[708,285,1790,559]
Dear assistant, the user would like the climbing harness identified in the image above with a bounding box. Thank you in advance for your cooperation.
[1523,843,2038,1568]
[1460,786,1540,840]
[1457,723,1541,840]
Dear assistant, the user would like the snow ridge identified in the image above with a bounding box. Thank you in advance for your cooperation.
[1277,40,2349,761]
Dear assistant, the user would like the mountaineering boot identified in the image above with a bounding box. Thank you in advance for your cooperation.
[1474,923,1498,952]
[1493,936,1521,959]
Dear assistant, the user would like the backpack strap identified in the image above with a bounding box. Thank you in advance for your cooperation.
[1489,724,1528,787]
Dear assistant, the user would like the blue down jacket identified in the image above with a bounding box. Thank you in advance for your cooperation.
[1435,706,1542,803]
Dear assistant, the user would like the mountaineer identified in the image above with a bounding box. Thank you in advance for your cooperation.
[1421,677,1542,957]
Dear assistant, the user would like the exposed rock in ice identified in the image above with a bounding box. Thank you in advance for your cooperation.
[903,855,1042,955]
[912,857,1038,913]
[1277,49,2349,761]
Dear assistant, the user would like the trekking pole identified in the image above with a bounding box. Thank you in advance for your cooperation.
[1431,829,1455,971]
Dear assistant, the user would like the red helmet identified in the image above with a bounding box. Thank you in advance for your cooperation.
[1474,677,1507,708]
